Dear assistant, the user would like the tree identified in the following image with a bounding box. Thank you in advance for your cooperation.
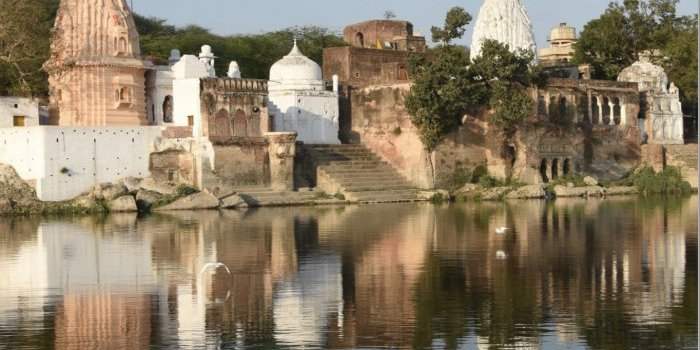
[0,0,58,96]
[574,0,698,115]
[430,7,472,46]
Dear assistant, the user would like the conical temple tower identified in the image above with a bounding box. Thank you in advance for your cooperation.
[470,0,537,60]
[44,0,148,126]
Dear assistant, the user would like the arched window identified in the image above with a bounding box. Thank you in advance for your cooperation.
[559,96,568,121]
[213,109,232,140]
[549,96,559,121]
[162,95,173,123]
[233,110,247,137]
[118,37,127,53]
[355,32,365,47]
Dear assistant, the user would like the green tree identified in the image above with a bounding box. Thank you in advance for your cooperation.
[0,0,58,96]
[574,0,698,115]
[430,7,472,46]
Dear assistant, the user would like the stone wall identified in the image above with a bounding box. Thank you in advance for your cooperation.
[323,47,412,88]
[345,79,644,188]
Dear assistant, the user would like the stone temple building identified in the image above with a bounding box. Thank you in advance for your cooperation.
[44,0,148,126]
[268,41,340,144]
[471,0,537,59]
[618,54,685,144]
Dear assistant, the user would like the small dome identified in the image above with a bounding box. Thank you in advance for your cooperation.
[269,41,323,86]
[618,54,669,93]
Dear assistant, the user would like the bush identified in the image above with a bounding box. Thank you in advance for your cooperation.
[628,166,692,195]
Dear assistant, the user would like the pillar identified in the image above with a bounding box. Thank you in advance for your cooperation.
[557,158,564,179]
[608,98,616,126]
[587,90,593,124]
[596,97,603,125]
[265,131,297,191]
[546,160,553,181]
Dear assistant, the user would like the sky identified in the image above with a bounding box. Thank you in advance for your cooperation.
[131,0,698,49]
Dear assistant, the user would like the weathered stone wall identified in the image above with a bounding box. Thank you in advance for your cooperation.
[206,139,270,190]
[346,79,644,188]
[323,47,412,88]
[342,20,426,52]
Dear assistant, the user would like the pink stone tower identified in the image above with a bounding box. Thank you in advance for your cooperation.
[44,0,148,126]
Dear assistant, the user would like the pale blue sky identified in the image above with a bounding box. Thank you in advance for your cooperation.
[131,0,697,48]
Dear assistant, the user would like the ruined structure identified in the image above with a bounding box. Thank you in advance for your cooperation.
[323,20,425,88]
[44,0,148,126]
[471,0,537,59]
[618,55,684,144]
[269,41,340,144]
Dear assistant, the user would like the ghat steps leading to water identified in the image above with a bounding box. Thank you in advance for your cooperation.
[304,144,423,203]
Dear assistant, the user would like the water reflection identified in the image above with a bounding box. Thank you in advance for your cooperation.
[0,196,696,349]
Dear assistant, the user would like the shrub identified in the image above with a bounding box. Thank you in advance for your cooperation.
[629,166,692,195]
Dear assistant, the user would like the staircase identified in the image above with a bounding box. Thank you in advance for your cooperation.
[304,144,423,203]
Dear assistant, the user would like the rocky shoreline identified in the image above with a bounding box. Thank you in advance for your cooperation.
[0,163,684,216]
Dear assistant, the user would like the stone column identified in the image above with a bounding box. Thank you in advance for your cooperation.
[265,132,297,191]
[596,97,604,125]
[545,160,553,182]
[608,98,616,126]
[557,158,564,178]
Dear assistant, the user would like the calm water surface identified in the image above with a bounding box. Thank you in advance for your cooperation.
[0,196,696,349]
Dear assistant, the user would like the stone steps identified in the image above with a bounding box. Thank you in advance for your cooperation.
[304,144,423,204]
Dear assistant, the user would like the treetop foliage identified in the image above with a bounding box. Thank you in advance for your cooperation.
[407,7,538,151]
[574,0,698,115]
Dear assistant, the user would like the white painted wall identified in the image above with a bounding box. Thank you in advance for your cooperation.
[269,91,340,144]
[173,79,202,136]
[0,97,40,128]
[0,126,165,201]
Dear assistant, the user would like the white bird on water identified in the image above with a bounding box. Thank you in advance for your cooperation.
[199,262,232,277]
[495,227,509,235]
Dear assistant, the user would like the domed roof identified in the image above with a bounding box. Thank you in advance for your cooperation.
[618,54,669,93]
[269,41,323,85]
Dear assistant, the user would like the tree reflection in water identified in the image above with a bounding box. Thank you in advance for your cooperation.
[0,196,696,349]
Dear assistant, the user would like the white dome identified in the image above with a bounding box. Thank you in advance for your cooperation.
[269,41,323,90]
[618,55,669,93]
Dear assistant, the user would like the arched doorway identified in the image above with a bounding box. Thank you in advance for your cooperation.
[592,97,600,124]
[551,158,559,179]
[612,97,621,125]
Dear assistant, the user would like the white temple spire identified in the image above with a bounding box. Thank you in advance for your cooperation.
[470,0,537,60]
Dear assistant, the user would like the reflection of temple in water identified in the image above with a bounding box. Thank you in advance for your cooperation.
[0,196,696,349]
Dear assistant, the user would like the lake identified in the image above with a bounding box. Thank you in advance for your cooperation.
[0,196,696,349]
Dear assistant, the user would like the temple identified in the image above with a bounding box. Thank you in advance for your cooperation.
[44,0,148,126]
[470,0,537,59]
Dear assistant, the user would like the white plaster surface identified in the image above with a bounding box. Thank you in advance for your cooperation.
[268,42,340,144]
[470,0,537,59]
[146,65,175,125]
[0,126,165,201]
[0,97,40,128]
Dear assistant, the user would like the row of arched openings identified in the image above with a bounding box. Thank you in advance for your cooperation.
[540,158,573,183]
